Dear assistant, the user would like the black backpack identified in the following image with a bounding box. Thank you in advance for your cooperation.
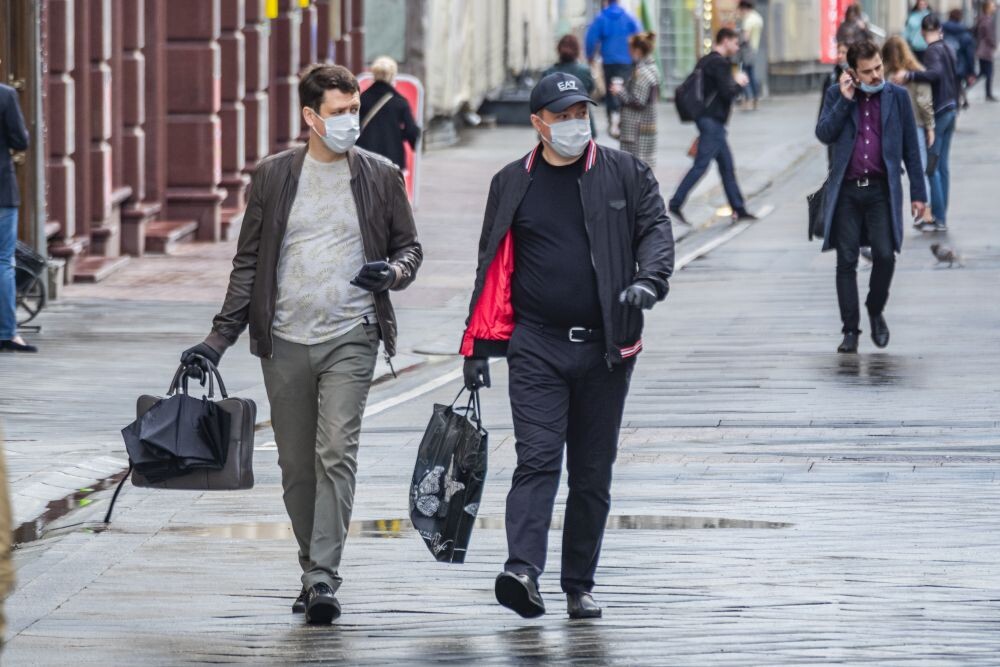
[675,57,716,122]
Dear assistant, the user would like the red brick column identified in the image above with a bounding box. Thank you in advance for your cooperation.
[87,0,118,257]
[120,0,160,256]
[144,0,167,208]
[314,0,335,63]
[165,0,225,242]
[219,0,250,215]
[45,0,78,262]
[243,0,271,170]
[270,0,302,152]
[300,1,318,68]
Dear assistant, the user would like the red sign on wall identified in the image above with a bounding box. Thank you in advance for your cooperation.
[820,0,852,64]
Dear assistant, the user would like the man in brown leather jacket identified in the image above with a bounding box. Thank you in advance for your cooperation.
[181,64,421,624]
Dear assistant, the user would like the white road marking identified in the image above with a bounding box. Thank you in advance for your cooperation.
[675,222,752,270]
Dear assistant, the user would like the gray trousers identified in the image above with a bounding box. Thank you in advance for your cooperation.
[261,323,379,591]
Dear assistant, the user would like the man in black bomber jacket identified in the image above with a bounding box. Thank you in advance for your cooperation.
[460,72,674,620]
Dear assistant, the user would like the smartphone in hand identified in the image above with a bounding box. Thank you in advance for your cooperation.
[350,260,391,288]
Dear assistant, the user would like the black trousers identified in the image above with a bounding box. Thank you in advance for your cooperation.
[832,179,895,334]
[505,323,634,594]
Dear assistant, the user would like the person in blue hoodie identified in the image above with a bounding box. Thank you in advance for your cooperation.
[943,9,977,109]
[586,0,640,138]
[903,1,930,60]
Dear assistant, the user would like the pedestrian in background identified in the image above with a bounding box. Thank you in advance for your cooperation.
[904,1,931,60]
[837,3,872,47]
[892,13,959,232]
[943,9,977,109]
[181,64,422,625]
[461,72,673,621]
[544,34,598,138]
[817,40,927,354]
[585,0,640,139]
[357,56,421,171]
[615,31,660,167]
[0,79,34,354]
[883,36,935,228]
[975,1,997,101]
[738,0,765,110]
[669,28,756,226]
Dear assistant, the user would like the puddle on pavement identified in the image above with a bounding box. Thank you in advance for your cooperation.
[835,354,905,386]
[13,471,128,545]
[164,514,792,540]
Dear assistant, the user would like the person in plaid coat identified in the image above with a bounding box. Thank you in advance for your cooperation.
[615,32,660,167]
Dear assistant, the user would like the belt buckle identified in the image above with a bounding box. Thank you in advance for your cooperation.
[568,327,587,343]
[858,177,870,188]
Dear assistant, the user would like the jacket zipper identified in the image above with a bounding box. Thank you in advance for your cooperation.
[577,177,613,371]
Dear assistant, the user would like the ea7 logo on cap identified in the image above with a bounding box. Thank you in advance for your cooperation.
[557,80,579,92]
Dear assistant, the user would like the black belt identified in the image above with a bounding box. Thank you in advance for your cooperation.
[517,319,604,343]
[846,175,886,188]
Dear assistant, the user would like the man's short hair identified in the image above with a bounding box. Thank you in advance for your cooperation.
[847,40,880,69]
[921,13,942,32]
[298,64,358,111]
[947,9,963,22]
[716,27,739,44]
[739,1,754,9]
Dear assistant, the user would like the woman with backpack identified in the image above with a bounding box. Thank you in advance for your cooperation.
[614,32,660,167]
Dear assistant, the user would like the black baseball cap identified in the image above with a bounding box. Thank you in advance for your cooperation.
[529,72,596,114]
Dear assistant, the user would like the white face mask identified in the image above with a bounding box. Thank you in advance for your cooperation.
[541,118,591,159]
[310,111,360,153]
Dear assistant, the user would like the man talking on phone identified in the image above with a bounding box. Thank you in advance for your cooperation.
[816,41,926,353]
[180,64,421,624]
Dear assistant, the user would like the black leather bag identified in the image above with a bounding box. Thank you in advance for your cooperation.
[807,181,826,241]
[105,362,256,522]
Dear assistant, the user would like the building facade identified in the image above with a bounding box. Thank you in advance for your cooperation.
[3,0,365,283]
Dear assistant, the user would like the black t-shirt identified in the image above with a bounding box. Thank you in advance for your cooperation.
[511,154,603,329]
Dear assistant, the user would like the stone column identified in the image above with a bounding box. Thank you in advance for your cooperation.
[349,0,364,72]
[69,0,93,253]
[243,0,271,170]
[45,0,79,265]
[270,0,302,152]
[87,0,118,257]
[300,0,318,68]
[219,0,249,219]
[144,0,167,207]
[120,0,159,256]
[165,0,225,242]
[314,0,335,63]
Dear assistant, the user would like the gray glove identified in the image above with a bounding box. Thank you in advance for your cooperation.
[618,281,659,310]
[463,357,491,390]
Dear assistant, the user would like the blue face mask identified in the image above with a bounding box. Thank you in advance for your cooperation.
[859,80,885,94]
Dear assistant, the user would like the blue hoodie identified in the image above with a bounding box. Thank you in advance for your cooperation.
[585,2,641,65]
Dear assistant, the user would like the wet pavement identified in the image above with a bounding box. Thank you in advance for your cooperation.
[5,94,1000,664]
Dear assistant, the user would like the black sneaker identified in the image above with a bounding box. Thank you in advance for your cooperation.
[0,339,38,353]
[732,209,758,222]
[304,583,341,624]
[931,221,948,232]
[668,206,690,226]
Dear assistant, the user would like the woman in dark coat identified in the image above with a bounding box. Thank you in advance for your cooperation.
[357,56,421,170]
[543,34,598,137]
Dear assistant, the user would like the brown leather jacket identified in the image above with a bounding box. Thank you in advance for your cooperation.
[206,145,422,359]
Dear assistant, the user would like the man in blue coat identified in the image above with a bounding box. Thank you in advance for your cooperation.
[585,0,640,138]
[816,40,927,354]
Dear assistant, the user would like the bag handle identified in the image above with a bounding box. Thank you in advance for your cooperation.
[168,359,229,399]
[450,387,484,431]
[361,93,394,133]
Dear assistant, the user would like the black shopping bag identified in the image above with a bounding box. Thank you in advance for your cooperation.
[409,389,488,563]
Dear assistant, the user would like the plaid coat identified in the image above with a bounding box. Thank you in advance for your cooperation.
[618,57,660,166]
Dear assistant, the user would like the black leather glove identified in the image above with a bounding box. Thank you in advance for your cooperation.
[351,261,396,293]
[463,357,491,390]
[181,342,222,377]
[618,281,659,310]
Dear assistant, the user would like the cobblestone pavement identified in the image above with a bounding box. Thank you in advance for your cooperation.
[6,95,1000,664]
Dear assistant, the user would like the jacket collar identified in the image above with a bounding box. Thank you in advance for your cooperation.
[523,140,599,174]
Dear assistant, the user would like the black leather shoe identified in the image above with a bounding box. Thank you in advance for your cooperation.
[0,339,38,353]
[304,583,341,624]
[837,331,859,353]
[733,208,758,222]
[292,587,306,614]
[567,592,602,619]
[869,313,889,348]
[669,206,691,226]
[495,572,545,618]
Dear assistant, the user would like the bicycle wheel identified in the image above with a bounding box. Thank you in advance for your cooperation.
[15,266,46,325]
